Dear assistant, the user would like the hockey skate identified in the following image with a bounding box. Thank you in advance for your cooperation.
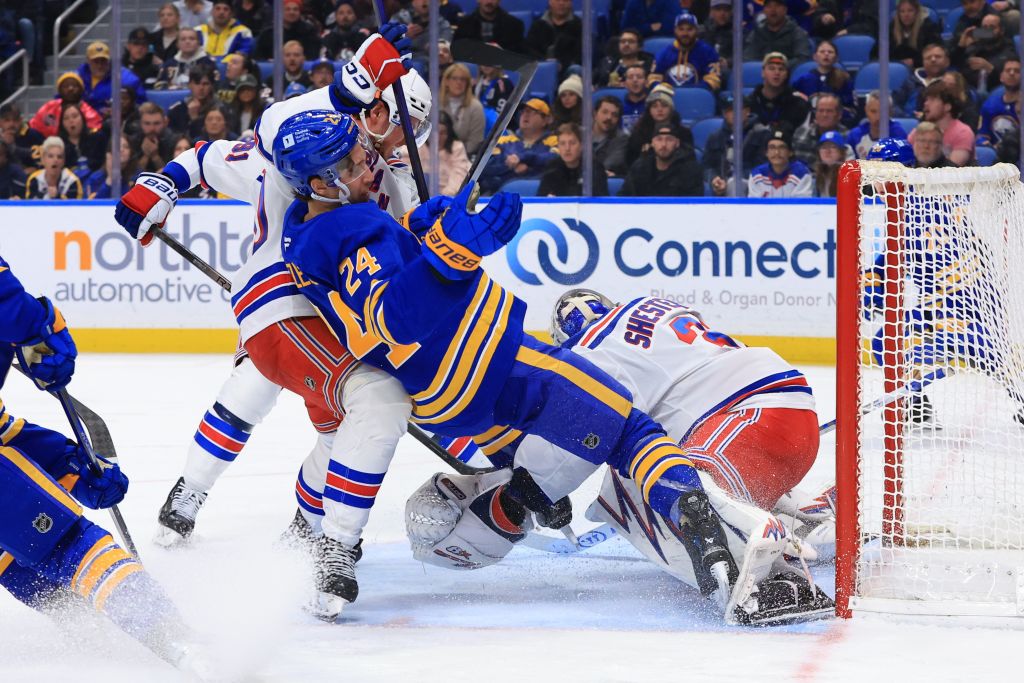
[908,393,941,430]
[155,477,208,547]
[677,489,739,610]
[278,508,364,563]
[309,536,360,621]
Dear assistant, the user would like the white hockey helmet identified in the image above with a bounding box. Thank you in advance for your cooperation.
[362,71,433,148]
[551,288,615,345]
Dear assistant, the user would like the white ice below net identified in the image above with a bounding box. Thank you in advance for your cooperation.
[854,163,1024,615]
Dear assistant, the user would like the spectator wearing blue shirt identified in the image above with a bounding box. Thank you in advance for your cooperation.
[977,58,1021,148]
[654,11,722,92]
[790,39,855,122]
[77,41,147,118]
[848,91,908,159]
[479,98,559,194]
[621,0,679,38]
[621,63,651,134]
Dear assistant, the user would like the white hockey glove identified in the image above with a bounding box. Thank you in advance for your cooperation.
[114,172,179,246]
[405,470,532,570]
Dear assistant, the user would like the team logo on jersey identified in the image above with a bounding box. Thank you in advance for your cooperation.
[304,376,316,390]
[32,513,53,533]
[583,433,600,449]
[506,218,599,286]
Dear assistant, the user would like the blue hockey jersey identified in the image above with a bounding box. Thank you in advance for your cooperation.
[281,200,527,434]
[653,40,721,90]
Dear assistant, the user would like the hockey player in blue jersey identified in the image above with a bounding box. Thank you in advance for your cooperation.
[275,109,743,600]
[0,256,199,670]
[864,138,1024,426]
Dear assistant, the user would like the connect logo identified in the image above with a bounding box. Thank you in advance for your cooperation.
[505,218,599,286]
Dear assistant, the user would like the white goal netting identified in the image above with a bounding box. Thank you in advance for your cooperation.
[847,162,1024,617]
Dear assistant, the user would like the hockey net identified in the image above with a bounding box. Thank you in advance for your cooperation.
[835,161,1024,618]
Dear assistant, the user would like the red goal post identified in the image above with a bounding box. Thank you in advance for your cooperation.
[835,160,1024,619]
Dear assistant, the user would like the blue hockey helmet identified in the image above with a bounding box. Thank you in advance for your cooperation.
[867,137,914,167]
[551,289,615,344]
[273,110,364,201]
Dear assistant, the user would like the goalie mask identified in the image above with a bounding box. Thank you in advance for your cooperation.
[551,289,615,344]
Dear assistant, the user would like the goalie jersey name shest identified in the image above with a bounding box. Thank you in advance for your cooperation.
[566,297,816,440]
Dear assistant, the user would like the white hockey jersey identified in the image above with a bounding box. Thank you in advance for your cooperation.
[172,85,419,343]
[568,296,816,442]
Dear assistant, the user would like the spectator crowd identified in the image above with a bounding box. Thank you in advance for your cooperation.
[1,0,1021,201]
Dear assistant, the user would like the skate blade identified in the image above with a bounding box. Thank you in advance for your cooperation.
[153,525,190,548]
[306,592,352,622]
[731,604,835,627]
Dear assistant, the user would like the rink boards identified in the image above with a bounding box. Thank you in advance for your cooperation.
[0,197,838,362]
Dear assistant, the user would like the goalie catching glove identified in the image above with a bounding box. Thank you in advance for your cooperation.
[406,470,531,570]
[422,184,523,280]
[114,172,179,246]
[15,297,77,390]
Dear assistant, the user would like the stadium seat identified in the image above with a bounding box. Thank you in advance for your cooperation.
[790,60,819,82]
[499,178,541,197]
[464,62,478,80]
[509,10,535,34]
[833,35,875,72]
[607,177,624,195]
[644,37,675,58]
[256,61,274,81]
[573,0,610,14]
[943,7,964,39]
[853,62,910,95]
[673,88,715,125]
[529,60,559,102]
[1016,35,1021,56]
[592,87,626,108]
[691,117,722,150]
[976,145,998,167]
[925,6,940,27]
[147,89,189,111]
[499,0,542,9]
[895,117,919,134]
[736,60,764,90]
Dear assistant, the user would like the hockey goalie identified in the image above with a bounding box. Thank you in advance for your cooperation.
[405,290,835,626]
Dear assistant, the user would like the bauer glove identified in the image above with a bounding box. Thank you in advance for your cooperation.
[66,442,129,510]
[15,297,77,391]
[335,22,412,106]
[114,172,179,246]
[421,184,522,280]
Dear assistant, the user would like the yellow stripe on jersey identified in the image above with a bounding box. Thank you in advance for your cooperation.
[364,280,398,346]
[71,535,115,590]
[0,446,82,515]
[0,552,14,578]
[474,425,523,456]
[0,403,25,444]
[629,438,695,501]
[514,346,632,419]
[423,288,513,424]
[413,275,492,405]
[93,562,143,610]
[412,279,512,424]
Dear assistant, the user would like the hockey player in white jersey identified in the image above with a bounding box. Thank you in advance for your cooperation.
[115,25,427,619]
[406,290,834,625]
[129,29,432,549]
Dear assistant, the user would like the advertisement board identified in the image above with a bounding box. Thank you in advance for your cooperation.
[0,198,837,360]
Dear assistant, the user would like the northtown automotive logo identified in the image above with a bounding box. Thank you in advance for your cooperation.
[505,218,599,285]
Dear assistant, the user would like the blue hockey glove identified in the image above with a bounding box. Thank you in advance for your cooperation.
[15,297,77,390]
[335,22,412,106]
[421,184,523,280]
[404,195,454,238]
[66,442,129,510]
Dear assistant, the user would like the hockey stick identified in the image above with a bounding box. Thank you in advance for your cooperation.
[450,40,538,194]
[55,388,140,558]
[818,367,948,435]
[153,230,232,291]
[369,0,428,202]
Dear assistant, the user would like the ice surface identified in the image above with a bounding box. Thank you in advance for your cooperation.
[1,356,1019,682]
